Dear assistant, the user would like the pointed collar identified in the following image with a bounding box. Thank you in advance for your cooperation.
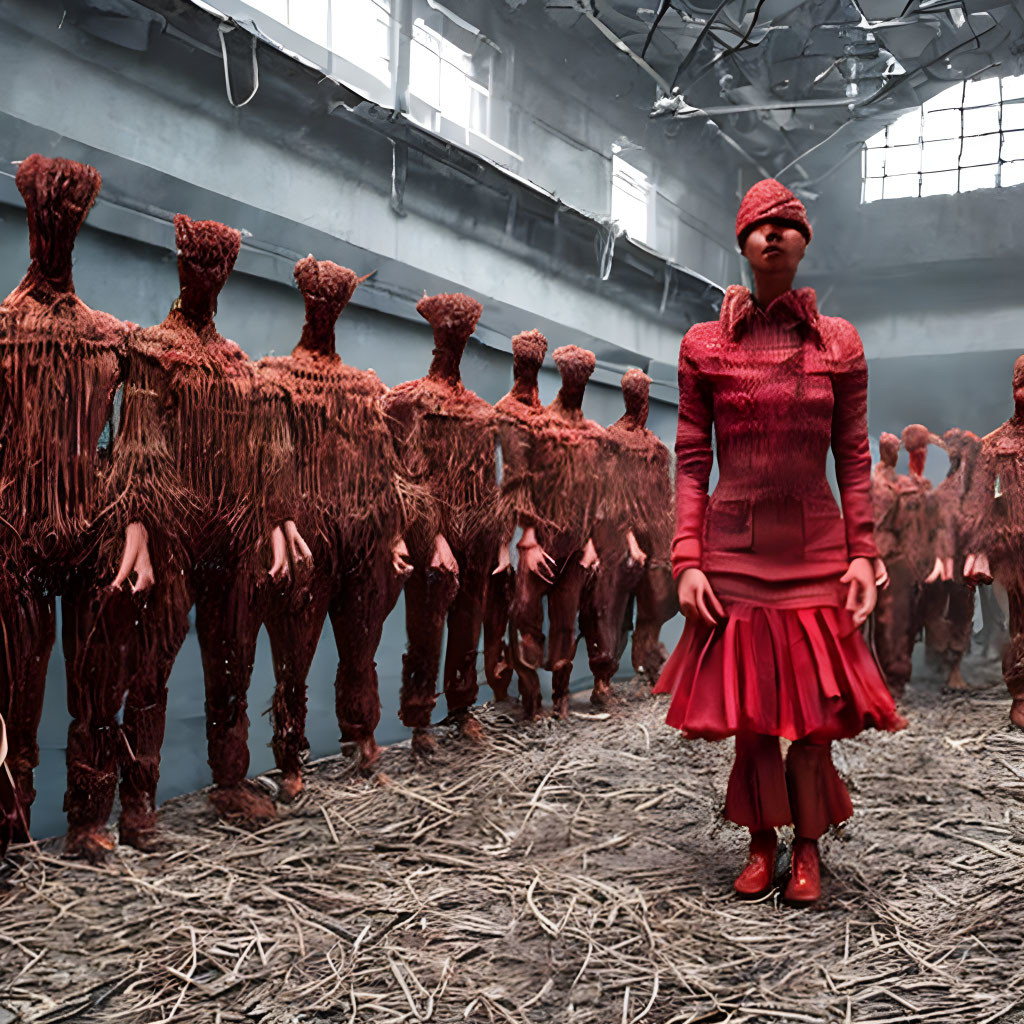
[719,285,822,347]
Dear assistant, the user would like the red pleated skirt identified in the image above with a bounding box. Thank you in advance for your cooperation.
[653,602,906,742]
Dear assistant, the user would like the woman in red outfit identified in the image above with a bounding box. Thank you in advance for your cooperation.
[654,179,905,904]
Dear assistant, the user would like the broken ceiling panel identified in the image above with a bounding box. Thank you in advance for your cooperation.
[560,0,1024,191]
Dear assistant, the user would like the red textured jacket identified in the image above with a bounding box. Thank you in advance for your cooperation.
[672,286,878,606]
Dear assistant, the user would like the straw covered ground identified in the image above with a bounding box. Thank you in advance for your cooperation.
[1,656,1023,1024]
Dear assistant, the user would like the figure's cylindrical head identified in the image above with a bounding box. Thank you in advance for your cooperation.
[552,345,596,391]
[901,423,940,453]
[1014,354,1024,410]
[621,368,651,422]
[16,154,102,286]
[902,422,941,476]
[416,292,482,344]
[511,329,547,376]
[294,256,359,322]
[879,432,900,467]
[735,178,812,249]
[174,213,241,320]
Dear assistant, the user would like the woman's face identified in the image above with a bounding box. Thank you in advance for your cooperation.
[741,219,807,277]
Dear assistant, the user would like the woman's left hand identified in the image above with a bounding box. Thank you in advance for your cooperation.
[841,556,877,627]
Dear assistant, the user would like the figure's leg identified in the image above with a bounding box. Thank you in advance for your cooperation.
[483,566,515,702]
[547,557,589,719]
[265,570,331,801]
[725,733,787,897]
[631,562,675,685]
[195,563,272,819]
[1001,579,1024,729]
[873,560,915,698]
[399,563,458,755]
[584,544,643,706]
[0,584,56,846]
[943,584,976,690]
[118,573,192,850]
[509,562,549,721]
[442,552,490,740]
[329,549,404,773]
[920,581,951,677]
[63,581,139,860]
[782,736,854,904]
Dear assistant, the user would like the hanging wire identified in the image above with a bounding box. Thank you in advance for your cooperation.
[218,21,260,108]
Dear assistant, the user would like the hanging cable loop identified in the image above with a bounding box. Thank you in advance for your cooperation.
[218,22,260,109]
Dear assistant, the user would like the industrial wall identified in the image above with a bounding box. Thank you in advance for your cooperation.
[0,0,723,837]
[803,157,1024,451]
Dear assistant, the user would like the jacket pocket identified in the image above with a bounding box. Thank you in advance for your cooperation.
[801,502,846,559]
[705,499,753,554]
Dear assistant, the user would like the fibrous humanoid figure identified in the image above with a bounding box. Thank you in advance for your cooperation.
[922,428,980,689]
[100,214,306,847]
[511,345,600,721]
[485,329,549,703]
[0,155,129,860]
[580,373,651,706]
[258,257,409,789]
[381,293,502,755]
[872,424,950,698]
[655,179,904,905]
[963,355,1024,729]
[610,369,677,688]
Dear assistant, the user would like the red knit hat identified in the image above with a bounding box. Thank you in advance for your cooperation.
[736,178,812,248]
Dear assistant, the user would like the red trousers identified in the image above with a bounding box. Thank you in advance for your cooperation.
[873,559,926,696]
[923,580,975,682]
[580,529,644,686]
[630,561,676,683]
[483,566,515,701]
[0,574,58,846]
[265,544,403,774]
[726,733,853,838]
[1002,580,1024,703]
[399,535,494,730]
[63,541,268,838]
[511,542,589,718]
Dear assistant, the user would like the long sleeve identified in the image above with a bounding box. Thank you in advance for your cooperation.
[380,386,440,555]
[106,335,188,538]
[830,332,878,562]
[671,332,714,579]
[248,372,299,533]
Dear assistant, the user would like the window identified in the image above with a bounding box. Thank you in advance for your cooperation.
[862,73,1024,202]
[408,19,491,139]
[241,0,391,85]
[611,149,652,244]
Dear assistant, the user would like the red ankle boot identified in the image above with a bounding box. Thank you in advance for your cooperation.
[783,837,821,904]
[734,829,777,896]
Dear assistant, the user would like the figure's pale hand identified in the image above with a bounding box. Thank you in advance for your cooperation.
[841,557,877,627]
[518,538,555,583]
[626,529,647,568]
[579,538,600,570]
[392,537,413,576]
[873,557,889,590]
[677,567,724,626]
[284,520,312,569]
[964,552,992,585]
[269,525,289,582]
[492,543,512,576]
[112,522,156,594]
[430,533,459,579]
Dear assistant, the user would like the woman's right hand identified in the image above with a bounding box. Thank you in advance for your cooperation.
[677,567,724,626]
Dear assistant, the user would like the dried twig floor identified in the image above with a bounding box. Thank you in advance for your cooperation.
[1,659,1023,1024]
